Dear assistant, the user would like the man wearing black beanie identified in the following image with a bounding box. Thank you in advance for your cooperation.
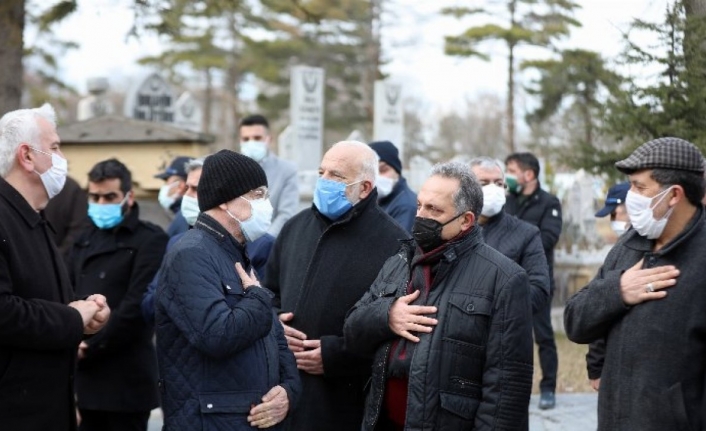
[155,150,301,430]
[369,140,417,232]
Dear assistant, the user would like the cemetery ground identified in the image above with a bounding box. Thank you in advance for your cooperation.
[533,331,593,394]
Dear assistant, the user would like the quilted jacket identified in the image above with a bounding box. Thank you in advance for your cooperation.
[155,214,300,431]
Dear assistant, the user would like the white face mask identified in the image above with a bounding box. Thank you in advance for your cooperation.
[180,195,200,226]
[610,221,628,236]
[481,184,507,217]
[376,176,396,198]
[240,140,268,163]
[226,197,273,242]
[31,147,67,200]
[158,181,179,210]
[625,188,674,239]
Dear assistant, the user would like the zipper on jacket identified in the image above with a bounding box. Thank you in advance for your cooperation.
[370,342,392,429]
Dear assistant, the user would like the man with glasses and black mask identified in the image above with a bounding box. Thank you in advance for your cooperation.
[566,137,706,431]
[67,158,168,431]
[344,161,533,430]
[0,104,110,431]
[265,141,408,431]
[155,150,300,430]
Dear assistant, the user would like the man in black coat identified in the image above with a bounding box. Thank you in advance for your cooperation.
[0,104,110,431]
[264,141,410,431]
[68,158,167,431]
[470,157,549,313]
[504,152,562,410]
[565,137,706,430]
[343,161,534,430]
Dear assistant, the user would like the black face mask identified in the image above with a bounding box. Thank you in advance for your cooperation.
[412,214,462,252]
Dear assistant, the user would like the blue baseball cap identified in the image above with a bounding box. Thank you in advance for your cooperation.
[595,182,630,217]
[154,156,193,180]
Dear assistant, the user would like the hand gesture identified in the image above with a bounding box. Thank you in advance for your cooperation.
[294,339,324,375]
[278,312,307,353]
[235,262,260,289]
[248,385,290,428]
[84,294,110,334]
[68,300,100,333]
[620,259,679,305]
[388,290,438,343]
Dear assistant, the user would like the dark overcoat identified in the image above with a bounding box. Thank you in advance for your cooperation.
[0,178,84,431]
[68,203,167,412]
[264,190,410,431]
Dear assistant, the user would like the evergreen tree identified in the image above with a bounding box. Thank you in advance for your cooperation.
[443,0,580,153]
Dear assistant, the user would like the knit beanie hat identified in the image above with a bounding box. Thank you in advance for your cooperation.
[369,141,402,174]
[198,150,268,212]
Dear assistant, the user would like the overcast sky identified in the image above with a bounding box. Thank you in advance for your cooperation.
[37,0,665,113]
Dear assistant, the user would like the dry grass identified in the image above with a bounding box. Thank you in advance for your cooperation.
[532,332,594,394]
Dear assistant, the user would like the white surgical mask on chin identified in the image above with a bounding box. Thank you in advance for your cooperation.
[31,147,67,200]
[180,195,200,226]
[240,141,268,162]
[625,188,674,239]
[376,176,396,198]
[226,197,273,242]
[610,221,628,236]
[481,184,507,217]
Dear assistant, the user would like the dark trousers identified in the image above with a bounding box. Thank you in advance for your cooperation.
[533,291,558,393]
[78,409,151,431]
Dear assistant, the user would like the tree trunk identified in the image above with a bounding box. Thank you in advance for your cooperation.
[0,0,25,116]
[684,0,706,16]
[362,0,382,124]
[203,67,212,134]
[507,42,516,154]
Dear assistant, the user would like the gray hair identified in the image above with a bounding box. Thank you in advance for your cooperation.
[431,161,483,218]
[469,156,505,180]
[185,156,206,174]
[331,140,379,185]
[0,103,57,178]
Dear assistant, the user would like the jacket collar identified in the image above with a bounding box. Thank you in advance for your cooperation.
[0,176,43,228]
[623,205,705,254]
[194,212,245,255]
[312,187,380,226]
[483,209,507,229]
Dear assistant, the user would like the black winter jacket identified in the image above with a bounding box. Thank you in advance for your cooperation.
[156,214,300,431]
[264,190,409,431]
[68,203,167,412]
[0,178,84,431]
[504,186,562,292]
[481,211,550,313]
[344,227,534,431]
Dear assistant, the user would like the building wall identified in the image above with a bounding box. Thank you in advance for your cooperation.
[62,142,209,197]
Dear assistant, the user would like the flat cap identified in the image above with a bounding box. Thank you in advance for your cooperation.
[615,137,705,175]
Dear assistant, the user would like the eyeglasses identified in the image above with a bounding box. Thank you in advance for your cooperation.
[245,186,269,200]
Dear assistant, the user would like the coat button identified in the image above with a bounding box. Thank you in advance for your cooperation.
[206,404,213,409]
[466,303,475,312]
[99,271,106,279]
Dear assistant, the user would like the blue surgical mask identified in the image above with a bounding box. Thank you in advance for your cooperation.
[88,195,128,229]
[313,177,362,220]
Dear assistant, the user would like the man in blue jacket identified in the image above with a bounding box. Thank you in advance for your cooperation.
[369,140,417,232]
[155,150,300,430]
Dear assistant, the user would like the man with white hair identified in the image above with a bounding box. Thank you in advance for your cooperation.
[265,141,409,431]
[0,104,110,431]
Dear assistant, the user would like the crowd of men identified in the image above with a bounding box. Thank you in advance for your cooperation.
[1,103,705,431]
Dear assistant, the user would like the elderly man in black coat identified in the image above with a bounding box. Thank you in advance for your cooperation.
[0,104,110,431]
[344,161,534,430]
[565,137,706,431]
[68,159,167,431]
[470,157,550,315]
[265,141,409,431]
